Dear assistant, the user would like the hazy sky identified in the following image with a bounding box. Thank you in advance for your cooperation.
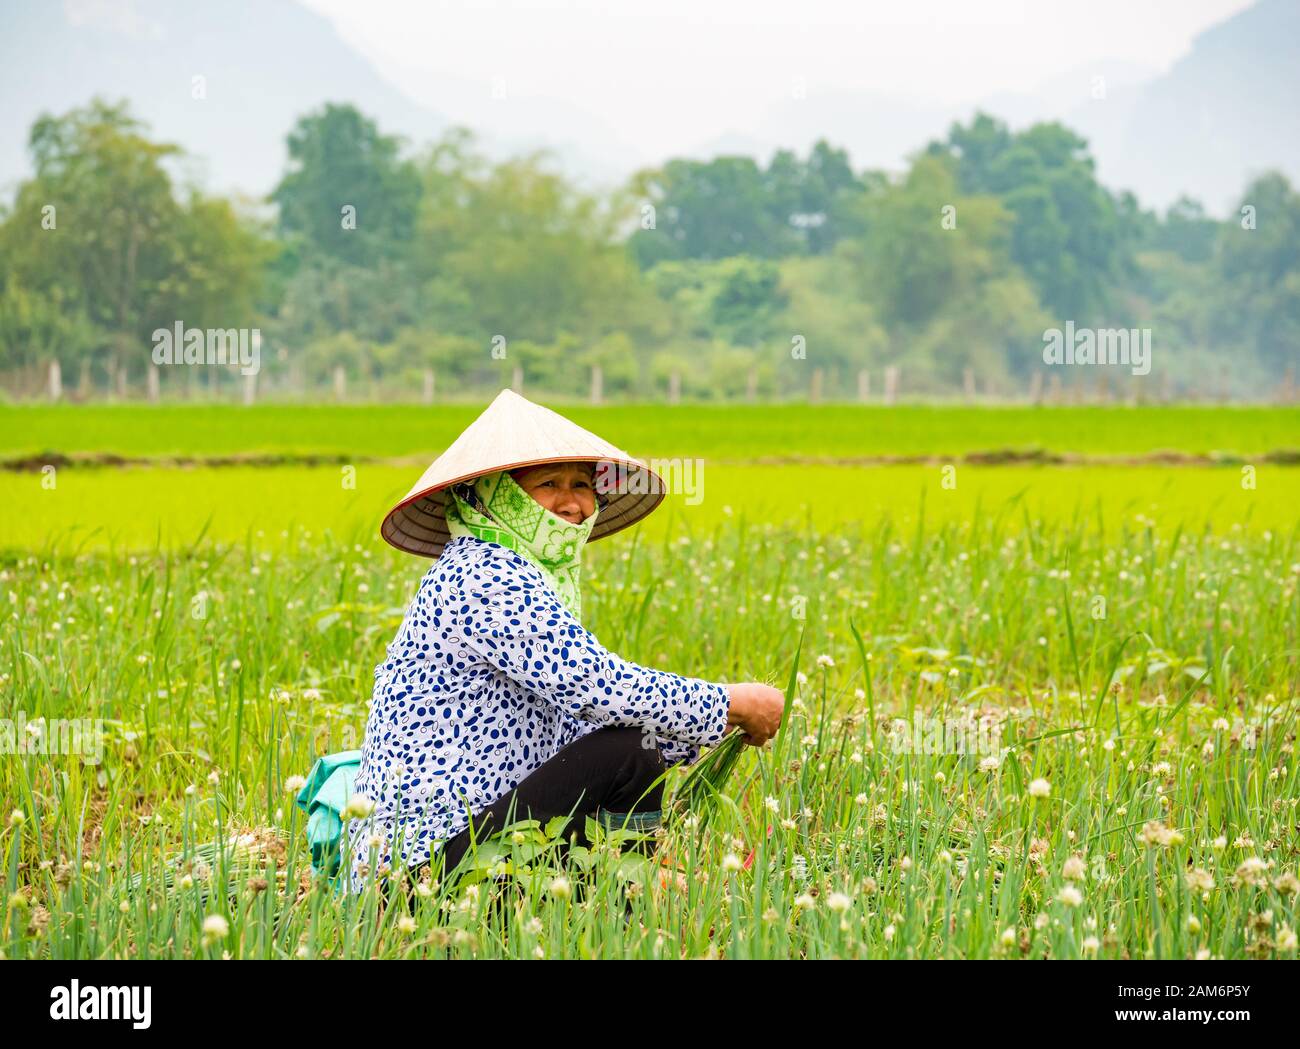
[300,0,1255,156]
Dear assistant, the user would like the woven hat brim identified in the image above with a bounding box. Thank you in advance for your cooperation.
[379,389,670,559]
[381,455,665,559]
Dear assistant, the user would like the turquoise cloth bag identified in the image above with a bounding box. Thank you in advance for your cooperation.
[294,751,362,880]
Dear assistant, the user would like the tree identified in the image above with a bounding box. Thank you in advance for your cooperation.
[626,143,868,268]
[0,278,102,392]
[580,332,640,399]
[271,103,421,267]
[644,257,789,347]
[843,155,1011,327]
[627,155,801,266]
[414,145,657,346]
[1148,197,1220,263]
[1209,173,1300,376]
[777,254,888,378]
[930,113,1136,321]
[379,327,480,397]
[6,98,186,387]
[0,98,268,392]
[838,153,1048,388]
[764,140,864,254]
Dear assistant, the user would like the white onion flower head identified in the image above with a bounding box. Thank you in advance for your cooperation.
[1057,886,1084,908]
[201,914,230,946]
[342,794,374,820]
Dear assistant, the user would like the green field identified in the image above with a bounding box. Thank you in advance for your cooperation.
[3,404,1297,551]
[3,403,1298,460]
[1,462,1296,552]
[1,404,1297,960]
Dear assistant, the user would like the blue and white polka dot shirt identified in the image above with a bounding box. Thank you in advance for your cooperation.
[345,535,730,885]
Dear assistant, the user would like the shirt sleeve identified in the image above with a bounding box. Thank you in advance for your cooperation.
[655,736,712,768]
[453,548,731,751]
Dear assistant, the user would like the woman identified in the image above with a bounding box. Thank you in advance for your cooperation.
[345,390,783,890]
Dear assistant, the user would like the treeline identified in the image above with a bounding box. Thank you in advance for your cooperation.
[0,99,1296,402]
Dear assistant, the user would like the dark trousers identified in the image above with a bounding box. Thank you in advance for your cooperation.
[432,726,668,879]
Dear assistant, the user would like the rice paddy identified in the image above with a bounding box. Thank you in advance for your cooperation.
[1,404,1297,959]
[3,403,1298,460]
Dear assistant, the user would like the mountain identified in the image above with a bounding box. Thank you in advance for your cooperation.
[0,0,450,198]
[686,1,1299,214]
[1084,0,1300,212]
[976,61,1160,131]
[1,0,1295,213]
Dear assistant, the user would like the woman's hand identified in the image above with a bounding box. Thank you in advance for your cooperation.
[725,683,785,747]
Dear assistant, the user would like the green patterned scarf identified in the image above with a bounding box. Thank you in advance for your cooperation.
[444,469,598,621]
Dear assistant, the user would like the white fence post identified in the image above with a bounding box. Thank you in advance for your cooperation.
[883,365,900,405]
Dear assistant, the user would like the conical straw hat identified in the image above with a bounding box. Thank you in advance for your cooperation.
[381,389,667,558]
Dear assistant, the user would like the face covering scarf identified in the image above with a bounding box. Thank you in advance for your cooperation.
[443,469,598,622]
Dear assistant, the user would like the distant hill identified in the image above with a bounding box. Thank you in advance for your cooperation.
[0,0,450,198]
[1084,0,1300,212]
[1,0,1296,213]
[689,0,1300,214]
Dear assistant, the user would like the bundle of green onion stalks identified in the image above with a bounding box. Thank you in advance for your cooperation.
[127,828,290,900]
[668,727,748,832]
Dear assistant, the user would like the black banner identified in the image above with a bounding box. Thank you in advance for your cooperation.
[2,959,1292,1034]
